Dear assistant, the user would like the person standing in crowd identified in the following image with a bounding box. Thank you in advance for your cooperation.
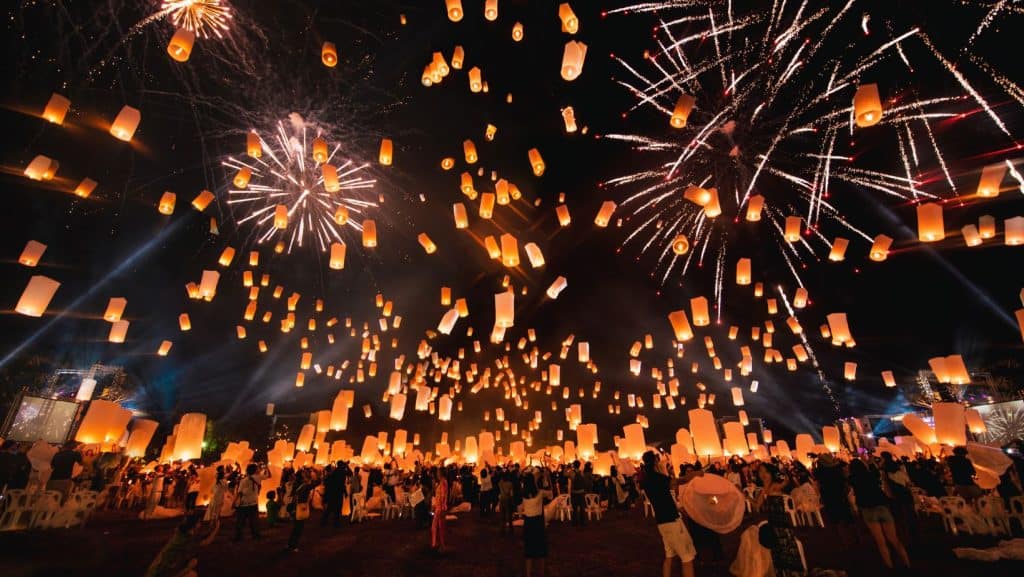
[233,463,266,541]
[0,441,31,491]
[498,470,515,533]
[431,466,449,553]
[204,466,226,525]
[144,511,220,577]
[947,446,983,502]
[641,451,697,577]
[813,453,856,544]
[521,471,548,577]
[848,458,911,570]
[479,466,494,516]
[348,466,363,514]
[321,461,347,528]
[880,452,916,544]
[569,461,586,526]
[184,466,200,512]
[286,469,315,553]
[265,490,281,528]
[48,441,82,502]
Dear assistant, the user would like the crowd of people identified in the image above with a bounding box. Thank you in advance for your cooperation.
[2,436,1023,577]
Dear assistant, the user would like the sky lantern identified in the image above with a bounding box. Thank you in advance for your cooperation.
[736,258,751,285]
[512,22,524,41]
[321,42,338,67]
[361,220,378,247]
[108,320,129,343]
[822,426,841,453]
[793,287,808,308]
[179,313,192,331]
[690,296,710,326]
[468,67,483,92]
[594,200,616,227]
[172,413,207,461]
[933,402,967,446]
[869,234,893,261]
[15,275,59,317]
[670,94,696,128]
[272,205,289,230]
[103,297,127,322]
[853,83,883,127]
[417,233,437,254]
[528,148,545,176]
[191,190,215,211]
[463,139,478,163]
[485,0,499,21]
[217,246,235,267]
[329,242,346,269]
[155,192,176,215]
[702,188,722,218]
[723,422,749,457]
[495,289,515,328]
[445,0,464,21]
[485,123,497,141]
[621,423,647,460]
[547,276,568,299]
[844,362,857,380]
[125,419,159,458]
[784,216,801,242]
[881,370,896,387]
[199,270,219,300]
[559,3,579,33]
[731,387,744,406]
[976,163,1006,197]
[451,45,464,69]
[965,408,987,434]
[500,233,519,267]
[562,107,578,132]
[42,92,70,124]
[379,138,393,165]
[978,215,996,239]
[23,155,54,181]
[246,131,262,158]
[75,400,131,447]
[438,309,459,334]
[322,164,340,191]
[390,393,407,421]
[311,137,328,163]
[668,310,694,341]
[916,202,945,242]
[826,312,854,347]
[524,242,545,268]
[561,40,587,81]
[18,240,46,267]
[74,177,97,198]
[1006,217,1024,245]
[745,195,764,221]
[484,235,501,259]
[109,105,141,141]
[961,225,982,247]
[688,408,722,460]
[460,172,474,195]
[441,157,455,170]
[233,167,251,188]
[167,28,195,62]
[828,237,848,261]
[479,192,495,218]
[556,204,571,226]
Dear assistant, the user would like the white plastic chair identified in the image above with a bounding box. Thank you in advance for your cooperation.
[0,489,36,531]
[1009,496,1024,532]
[30,490,63,529]
[552,494,572,522]
[54,490,100,529]
[742,486,759,513]
[382,493,402,520]
[939,496,973,536]
[782,495,799,527]
[585,493,602,521]
[350,493,367,523]
[641,491,654,518]
[976,496,1011,536]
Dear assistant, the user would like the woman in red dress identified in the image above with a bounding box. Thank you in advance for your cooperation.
[431,467,449,552]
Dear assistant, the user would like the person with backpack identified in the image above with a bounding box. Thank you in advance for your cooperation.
[233,463,267,541]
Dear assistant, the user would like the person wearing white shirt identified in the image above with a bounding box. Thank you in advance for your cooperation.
[234,463,267,541]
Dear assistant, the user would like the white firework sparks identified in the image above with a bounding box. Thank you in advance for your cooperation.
[603,0,1021,286]
[222,116,378,254]
[161,0,233,39]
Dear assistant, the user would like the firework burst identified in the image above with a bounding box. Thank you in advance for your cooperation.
[161,0,233,39]
[604,0,1021,287]
[222,114,378,255]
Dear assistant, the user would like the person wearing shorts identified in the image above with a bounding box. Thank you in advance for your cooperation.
[642,451,697,577]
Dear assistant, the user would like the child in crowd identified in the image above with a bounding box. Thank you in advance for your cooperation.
[265,491,281,527]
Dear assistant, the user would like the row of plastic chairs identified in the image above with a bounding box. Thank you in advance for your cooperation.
[937,494,1024,536]
[0,489,99,531]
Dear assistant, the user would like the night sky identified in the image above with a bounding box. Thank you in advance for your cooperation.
[1,1,1022,452]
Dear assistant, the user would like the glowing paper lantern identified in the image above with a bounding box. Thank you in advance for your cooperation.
[688,408,722,459]
[495,289,515,328]
[272,205,289,230]
[842,362,857,380]
[463,139,478,163]
[562,107,577,133]
[389,393,407,421]
[167,28,195,62]
[76,400,131,447]
[484,0,498,21]
[961,225,982,247]
[723,422,749,457]
[594,201,616,227]
[451,45,464,69]
[438,308,459,334]
[746,195,764,221]
[671,235,689,255]
[670,94,696,128]
[902,413,937,446]
[853,83,883,127]
[916,202,945,242]
[417,233,437,254]
[731,387,744,406]
[328,241,346,270]
[827,237,849,261]
[736,258,751,285]
[527,148,545,176]
[321,42,338,67]
[103,297,127,322]
[869,234,893,261]
[559,3,578,33]
[825,313,854,347]
[500,233,519,267]
[621,423,647,460]
[73,177,97,198]
[172,413,207,461]
[15,275,59,317]
[24,155,55,181]
[965,409,987,434]
[668,310,694,341]
[179,313,192,332]
[157,340,173,356]
[468,67,483,93]
[42,93,71,124]
[109,105,141,141]
[512,22,524,41]
[1006,217,1024,246]
[933,402,967,447]
[822,426,841,453]
[977,164,1006,197]
[524,242,545,268]
[233,167,251,188]
[18,241,46,267]
[108,320,129,343]
[784,216,801,242]
[561,40,587,81]
[547,276,568,299]
[125,419,158,458]
[379,138,393,166]
[156,191,177,215]
[690,297,710,326]
[881,371,896,387]
[445,0,464,21]
[556,204,571,227]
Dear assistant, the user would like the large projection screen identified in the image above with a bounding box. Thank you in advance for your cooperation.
[4,396,79,444]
